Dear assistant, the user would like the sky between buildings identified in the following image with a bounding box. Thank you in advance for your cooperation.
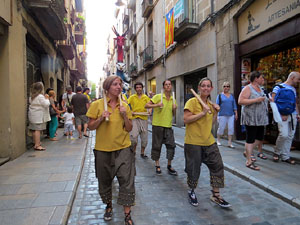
[85,0,117,83]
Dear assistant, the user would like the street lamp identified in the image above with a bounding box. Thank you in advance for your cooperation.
[115,0,125,6]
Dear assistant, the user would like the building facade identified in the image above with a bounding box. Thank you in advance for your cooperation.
[0,0,87,160]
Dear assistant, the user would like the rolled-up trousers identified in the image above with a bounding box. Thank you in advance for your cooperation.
[93,147,135,206]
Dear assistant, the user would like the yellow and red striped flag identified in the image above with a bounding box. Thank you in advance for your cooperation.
[165,8,174,48]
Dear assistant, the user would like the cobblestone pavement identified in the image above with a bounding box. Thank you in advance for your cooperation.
[67,131,300,225]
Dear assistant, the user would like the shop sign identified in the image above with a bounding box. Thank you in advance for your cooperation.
[238,0,300,42]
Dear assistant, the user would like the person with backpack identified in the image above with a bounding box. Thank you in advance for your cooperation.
[216,81,238,148]
[238,71,269,171]
[271,71,300,165]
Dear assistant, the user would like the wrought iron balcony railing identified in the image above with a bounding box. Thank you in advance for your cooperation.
[143,45,153,68]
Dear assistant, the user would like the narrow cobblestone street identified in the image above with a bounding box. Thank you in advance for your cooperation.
[67,131,300,225]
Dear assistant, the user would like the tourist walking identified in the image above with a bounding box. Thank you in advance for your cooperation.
[71,86,89,139]
[61,86,75,109]
[145,80,177,176]
[272,71,300,165]
[238,71,269,171]
[128,82,150,158]
[48,90,64,141]
[86,75,135,225]
[183,77,230,208]
[28,82,50,151]
[216,81,238,148]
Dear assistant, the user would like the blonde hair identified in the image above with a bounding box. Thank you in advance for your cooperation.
[103,75,122,92]
[222,81,230,87]
[31,82,44,100]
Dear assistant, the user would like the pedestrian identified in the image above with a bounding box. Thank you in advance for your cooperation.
[61,86,75,109]
[145,80,177,176]
[63,106,75,138]
[48,90,64,141]
[128,82,151,158]
[86,75,135,225]
[216,81,238,148]
[272,71,300,165]
[183,77,231,208]
[238,71,269,171]
[28,82,50,151]
[71,86,89,139]
[83,87,91,103]
[45,87,53,138]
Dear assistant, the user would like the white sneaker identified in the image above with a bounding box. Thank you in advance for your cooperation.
[228,144,234,148]
[217,141,221,146]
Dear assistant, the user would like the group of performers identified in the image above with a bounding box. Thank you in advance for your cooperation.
[86,75,231,225]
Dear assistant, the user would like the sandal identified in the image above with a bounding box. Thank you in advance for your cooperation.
[243,152,256,162]
[167,165,178,176]
[282,158,296,165]
[103,203,113,221]
[273,154,280,162]
[140,154,148,159]
[124,210,134,225]
[34,146,46,151]
[257,153,267,160]
[246,162,260,171]
[210,190,231,208]
[155,166,162,175]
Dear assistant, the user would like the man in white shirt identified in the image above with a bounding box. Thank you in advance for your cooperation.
[61,86,75,109]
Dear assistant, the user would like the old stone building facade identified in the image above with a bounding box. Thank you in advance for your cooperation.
[108,0,300,141]
[0,0,87,161]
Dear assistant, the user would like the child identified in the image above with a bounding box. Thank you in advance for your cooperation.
[63,106,75,138]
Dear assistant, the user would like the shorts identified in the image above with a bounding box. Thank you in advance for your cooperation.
[245,125,264,144]
[75,115,88,126]
[64,123,73,133]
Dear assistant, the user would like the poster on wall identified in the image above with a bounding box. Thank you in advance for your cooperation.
[241,58,251,87]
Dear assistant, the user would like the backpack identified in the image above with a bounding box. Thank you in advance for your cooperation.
[274,84,296,115]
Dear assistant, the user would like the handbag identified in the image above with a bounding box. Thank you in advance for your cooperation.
[49,105,57,116]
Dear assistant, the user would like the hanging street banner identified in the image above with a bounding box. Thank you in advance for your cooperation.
[165,8,174,48]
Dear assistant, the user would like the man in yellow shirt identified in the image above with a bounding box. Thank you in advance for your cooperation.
[128,82,150,158]
[145,80,177,176]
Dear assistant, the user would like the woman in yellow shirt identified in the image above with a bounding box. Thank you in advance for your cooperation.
[183,77,230,208]
[86,76,134,225]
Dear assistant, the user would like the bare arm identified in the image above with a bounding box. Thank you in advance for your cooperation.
[238,86,265,105]
[145,101,163,109]
[119,106,132,132]
[183,108,210,124]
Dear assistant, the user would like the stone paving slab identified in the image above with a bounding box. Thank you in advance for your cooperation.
[68,131,300,225]
[168,125,300,210]
[0,129,88,225]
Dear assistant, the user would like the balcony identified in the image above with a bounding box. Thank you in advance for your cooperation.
[0,0,12,25]
[174,0,199,42]
[75,17,85,44]
[129,62,138,77]
[142,0,154,18]
[26,0,67,40]
[128,22,136,41]
[143,45,153,68]
[58,41,74,60]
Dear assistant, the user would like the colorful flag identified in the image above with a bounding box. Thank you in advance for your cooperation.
[165,8,174,48]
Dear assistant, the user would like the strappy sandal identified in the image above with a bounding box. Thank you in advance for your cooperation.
[34,145,46,151]
[257,153,267,160]
[124,210,134,225]
[140,154,148,159]
[103,203,113,221]
[243,152,256,162]
[282,158,296,165]
[155,166,162,175]
[246,162,260,171]
[273,154,280,162]
[210,190,231,208]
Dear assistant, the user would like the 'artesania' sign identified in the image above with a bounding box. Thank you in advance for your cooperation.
[238,0,300,42]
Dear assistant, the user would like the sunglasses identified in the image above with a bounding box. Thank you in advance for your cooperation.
[223,86,230,88]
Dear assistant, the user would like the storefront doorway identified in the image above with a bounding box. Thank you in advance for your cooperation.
[184,68,207,104]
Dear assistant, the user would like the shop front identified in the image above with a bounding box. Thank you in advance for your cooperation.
[234,0,300,145]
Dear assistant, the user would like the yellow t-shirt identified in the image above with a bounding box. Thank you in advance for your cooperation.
[86,98,132,152]
[184,97,216,146]
[128,94,150,120]
[84,92,91,102]
[151,93,176,128]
